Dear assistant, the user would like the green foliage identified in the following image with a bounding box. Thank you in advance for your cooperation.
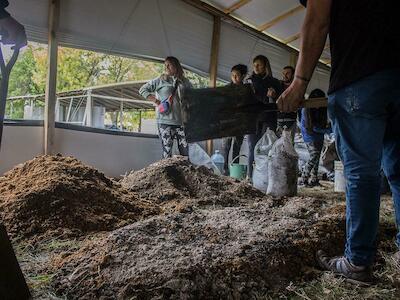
[4,43,225,128]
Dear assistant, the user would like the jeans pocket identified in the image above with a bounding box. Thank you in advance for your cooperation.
[343,86,386,119]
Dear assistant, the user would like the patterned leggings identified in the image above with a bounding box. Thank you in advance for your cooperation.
[303,140,324,178]
[158,124,188,158]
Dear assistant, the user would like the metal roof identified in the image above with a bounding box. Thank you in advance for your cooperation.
[9,0,330,92]
[188,0,331,65]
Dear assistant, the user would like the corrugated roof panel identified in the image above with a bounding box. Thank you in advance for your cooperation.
[266,10,305,41]
[233,0,299,27]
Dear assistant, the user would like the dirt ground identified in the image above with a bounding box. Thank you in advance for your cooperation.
[0,155,158,241]
[1,155,399,299]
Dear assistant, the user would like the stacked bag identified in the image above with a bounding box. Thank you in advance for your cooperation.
[253,129,298,197]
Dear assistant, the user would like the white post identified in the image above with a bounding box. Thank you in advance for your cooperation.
[66,97,73,122]
[85,90,92,126]
[119,101,124,130]
[55,98,60,121]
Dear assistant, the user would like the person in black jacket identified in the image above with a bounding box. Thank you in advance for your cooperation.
[245,55,282,179]
[0,0,27,48]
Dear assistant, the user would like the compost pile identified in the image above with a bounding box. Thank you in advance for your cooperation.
[121,156,265,213]
[52,196,347,299]
[0,155,158,240]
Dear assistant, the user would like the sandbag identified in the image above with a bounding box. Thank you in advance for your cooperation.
[267,130,299,197]
[252,128,278,192]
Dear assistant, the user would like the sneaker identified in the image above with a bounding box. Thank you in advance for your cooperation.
[316,250,373,286]
[308,176,321,187]
[298,176,309,187]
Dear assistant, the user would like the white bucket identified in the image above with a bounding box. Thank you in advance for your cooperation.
[334,161,346,192]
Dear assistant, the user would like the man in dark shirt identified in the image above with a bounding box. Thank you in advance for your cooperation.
[277,66,297,139]
[277,0,400,285]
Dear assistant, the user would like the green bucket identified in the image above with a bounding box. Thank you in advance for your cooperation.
[229,155,247,180]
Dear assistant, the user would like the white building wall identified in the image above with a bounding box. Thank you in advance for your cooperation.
[0,125,44,175]
[0,124,162,178]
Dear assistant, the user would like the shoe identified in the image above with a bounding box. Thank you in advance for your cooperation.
[298,176,309,187]
[316,250,373,286]
[308,177,321,187]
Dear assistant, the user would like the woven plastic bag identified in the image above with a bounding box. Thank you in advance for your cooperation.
[252,128,278,192]
[267,130,299,197]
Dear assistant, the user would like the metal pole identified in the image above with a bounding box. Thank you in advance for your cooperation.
[66,97,73,122]
[119,101,124,131]
[138,110,142,132]
[85,90,92,126]
[0,47,20,151]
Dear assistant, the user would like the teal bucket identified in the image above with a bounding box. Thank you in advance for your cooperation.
[229,155,247,180]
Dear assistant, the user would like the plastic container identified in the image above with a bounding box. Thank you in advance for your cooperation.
[229,155,247,180]
[211,150,225,175]
[334,160,346,192]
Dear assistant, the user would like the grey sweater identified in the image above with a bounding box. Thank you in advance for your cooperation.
[139,75,192,126]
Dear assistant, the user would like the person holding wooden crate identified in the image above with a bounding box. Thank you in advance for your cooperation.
[277,0,399,285]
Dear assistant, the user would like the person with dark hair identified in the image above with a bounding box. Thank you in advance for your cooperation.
[139,56,192,158]
[277,65,297,139]
[277,0,399,284]
[222,64,248,174]
[299,88,328,186]
[0,0,26,47]
[246,55,282,179]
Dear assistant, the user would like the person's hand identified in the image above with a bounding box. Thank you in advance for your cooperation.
[0,16,27,48]
[267,87,277,99]
[277,79,307,112]
[147,95,160,105]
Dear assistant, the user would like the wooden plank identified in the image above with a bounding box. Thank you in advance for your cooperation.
[182,0,330,71]
[223,0,252,14]
[207,15,221,155]
[289,52,298,68]
[209,16,221,89]
[44,0,60,155]
[283,32,300,44]
[258,5,304,32]
[182,85,328,142]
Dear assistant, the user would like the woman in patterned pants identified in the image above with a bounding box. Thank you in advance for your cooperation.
[139,56,192,158]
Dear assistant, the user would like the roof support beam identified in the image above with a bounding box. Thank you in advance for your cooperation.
[283,32,300,44]
[44,0,60,155]
[207,15,221,155]
[258,5,304,32]
[223,0,252,14]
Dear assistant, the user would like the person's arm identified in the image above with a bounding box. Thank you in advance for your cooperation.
[277,0,331,112]
[139,77,161,105]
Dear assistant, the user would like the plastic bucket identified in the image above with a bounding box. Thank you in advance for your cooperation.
[334,160,346,192]
[229,155,247,180]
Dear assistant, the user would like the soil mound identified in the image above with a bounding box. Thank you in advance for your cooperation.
[0,155,159,240]
[121,156,266,212]
[52,196,347,299]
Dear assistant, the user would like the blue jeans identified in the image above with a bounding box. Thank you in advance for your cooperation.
[328,68,400,266]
